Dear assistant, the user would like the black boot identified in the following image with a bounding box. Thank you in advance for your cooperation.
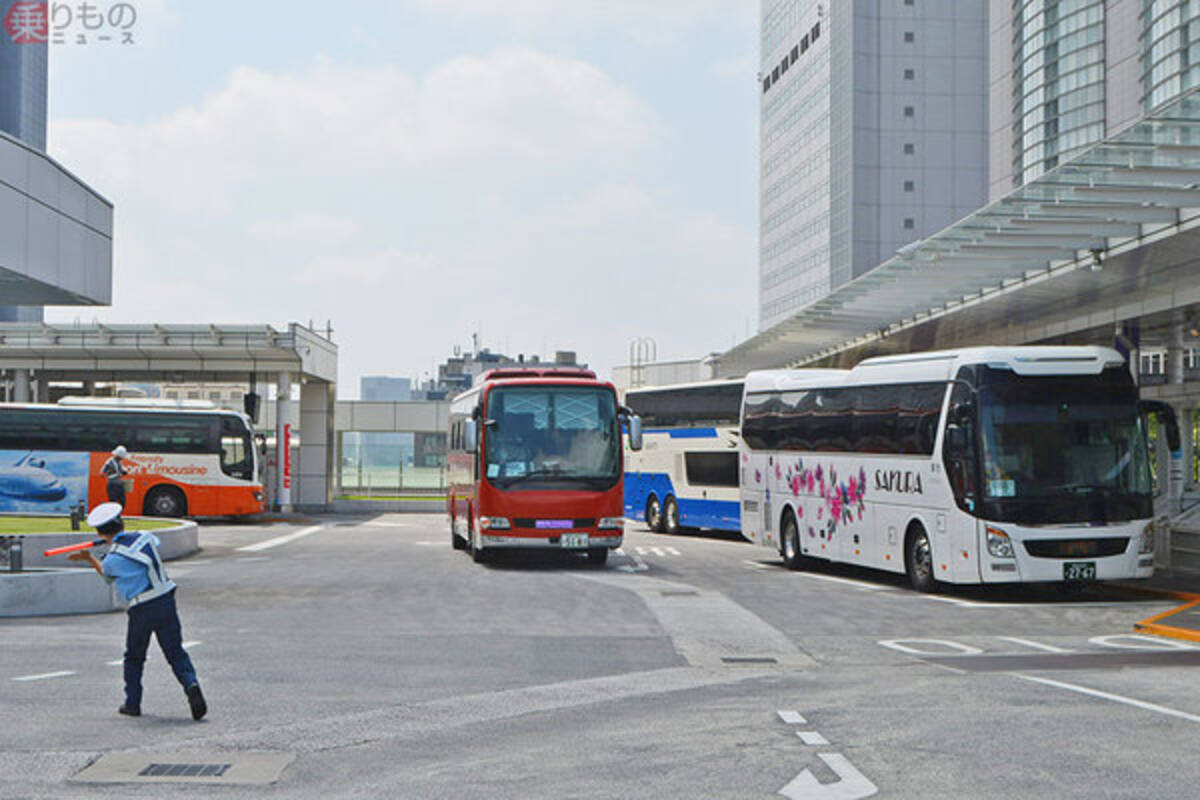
[118,704,140,717]
[185,684,207,721]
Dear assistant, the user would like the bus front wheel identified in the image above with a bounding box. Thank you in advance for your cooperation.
[780,511,805,570]
[905,524,937,593]
[144,486,186,518]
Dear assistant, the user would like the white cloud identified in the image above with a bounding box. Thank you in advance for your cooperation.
[47,48,754,393]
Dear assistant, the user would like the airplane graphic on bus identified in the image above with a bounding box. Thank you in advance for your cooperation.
[0,452,69,502]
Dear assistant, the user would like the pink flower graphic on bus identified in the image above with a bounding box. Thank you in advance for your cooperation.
[783,459,867,541]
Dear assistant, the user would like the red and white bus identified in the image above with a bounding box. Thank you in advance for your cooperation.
[0,401,265,518]
[447,368,642,565]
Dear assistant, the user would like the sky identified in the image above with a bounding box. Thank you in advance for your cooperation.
[44,0,760,398]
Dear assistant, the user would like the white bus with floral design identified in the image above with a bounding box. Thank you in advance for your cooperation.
[739,347,1172,591]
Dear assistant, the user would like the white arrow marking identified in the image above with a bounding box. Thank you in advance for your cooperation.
[779,753,878,799]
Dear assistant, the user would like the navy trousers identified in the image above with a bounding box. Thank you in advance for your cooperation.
[123,590,198,707]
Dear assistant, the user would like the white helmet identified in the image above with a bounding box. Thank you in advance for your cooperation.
[112,445,128,458]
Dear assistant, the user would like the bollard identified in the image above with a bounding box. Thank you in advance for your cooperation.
[9,538,20,572]
[70,505,81,531]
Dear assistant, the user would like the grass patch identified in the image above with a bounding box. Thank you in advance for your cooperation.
[0,516,178,535]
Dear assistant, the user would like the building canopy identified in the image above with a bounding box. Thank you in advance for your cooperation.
[720,87,1200,376]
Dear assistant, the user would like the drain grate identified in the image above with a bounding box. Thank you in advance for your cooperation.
[139,763,232,778]
[73,751,295,785]
[721,656,778,664]
[660,590,699,597]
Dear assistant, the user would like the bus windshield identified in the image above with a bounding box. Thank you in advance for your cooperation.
[484,386,619,490]
[977,378,1152,523]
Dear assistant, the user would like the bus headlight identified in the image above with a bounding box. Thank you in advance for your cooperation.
[986,526,1014,558]
[1140,521,1155,554]
[598,517,624,530]
[479,516,511,530]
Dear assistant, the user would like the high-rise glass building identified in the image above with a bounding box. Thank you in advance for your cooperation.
[0,33,47,150]
[759,1,989,330]
[989,0,1200,198]
[0,30,50,322]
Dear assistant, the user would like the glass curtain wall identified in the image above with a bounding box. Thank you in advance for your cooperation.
[1012,0,1107,185]
[1142,0,1200,110]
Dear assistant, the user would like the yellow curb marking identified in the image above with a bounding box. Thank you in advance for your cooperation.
[1134,599,1200,644]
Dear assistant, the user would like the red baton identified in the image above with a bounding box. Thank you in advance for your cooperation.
[43,540,104,557]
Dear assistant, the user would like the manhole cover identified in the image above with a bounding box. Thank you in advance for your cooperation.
[73,752,295,785]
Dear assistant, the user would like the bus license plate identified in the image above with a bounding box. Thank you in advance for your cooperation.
[1063,561,1096,581]
[560,533,589,549]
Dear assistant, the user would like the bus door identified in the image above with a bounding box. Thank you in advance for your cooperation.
[943,383,984,582]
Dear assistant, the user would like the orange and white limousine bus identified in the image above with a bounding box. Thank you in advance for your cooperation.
[0,401,264,518]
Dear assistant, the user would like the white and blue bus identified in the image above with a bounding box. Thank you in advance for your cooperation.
[623,379,745,534]
[740,347,1177,590]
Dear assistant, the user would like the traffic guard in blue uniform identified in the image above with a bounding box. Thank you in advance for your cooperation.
[71,502,207,720]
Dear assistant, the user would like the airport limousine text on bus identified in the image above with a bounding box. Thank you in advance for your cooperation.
[0,400,264,518]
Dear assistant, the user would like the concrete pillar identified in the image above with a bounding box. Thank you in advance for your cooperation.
[34,376,48,403]
[1180,405,1196,492]
[1170,310,1186,385]
[299,381,334,511]
[13,369,30,403]
[275,371,293,512]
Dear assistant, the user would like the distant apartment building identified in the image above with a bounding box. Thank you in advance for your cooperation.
[758,0,988,329]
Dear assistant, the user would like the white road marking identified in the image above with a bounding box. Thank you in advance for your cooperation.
[414,541,441,547]
[1089,634,1197,651]
[995,636,1073,653]
[236,525,324,553]
[744,560,774,570]
[797,731,830,746]
[664,546,682,556]
[779,752,879,799]
[236,556,270,562]
[797,573,884,591]
[1014,674,1200,724]
[616,549,649,573]
[778,710,807,725]
[878,638,983,656]
[13,670,76,682]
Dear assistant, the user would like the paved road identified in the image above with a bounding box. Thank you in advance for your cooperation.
[2,514,1197,798]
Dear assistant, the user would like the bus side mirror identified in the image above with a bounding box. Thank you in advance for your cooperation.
[628,415,643,451]
[464,420,478,453]
[951,401,974,425]
[1140,400,1181,453]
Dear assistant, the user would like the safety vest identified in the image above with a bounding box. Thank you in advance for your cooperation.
[102,457,124,481]
[110,532,176,605]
